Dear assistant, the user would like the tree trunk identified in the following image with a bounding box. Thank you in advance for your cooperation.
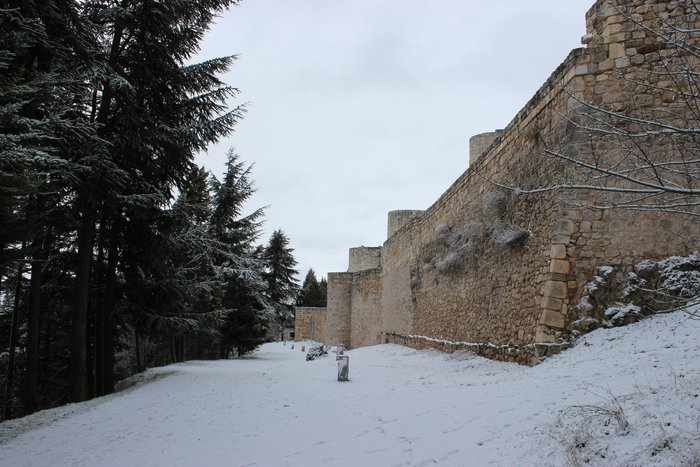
[134,330,143,373]
[24,248,44,415]
[94,237,105,397]
[86,297,95,400]
[71,198,96,402]
[3,262,23,420]
[102,231,118,394]
[170,337,177,364]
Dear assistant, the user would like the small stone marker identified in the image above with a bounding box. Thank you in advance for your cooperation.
[301,345,305,352]
[283,341,286,346]
[337,355,349,381]
[291,343,294,349]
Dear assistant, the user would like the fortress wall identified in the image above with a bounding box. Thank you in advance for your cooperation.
[381,222,422,337]
[558,0,700,329]
[348,247,382,272]
[377,0,699,362]
[379,48,584,357]
[326,0,699,364]
[387,210,425,239]
[324,273,353,347]
[294,307,326,342]
[468,131,502,166]
[349,269,383,348]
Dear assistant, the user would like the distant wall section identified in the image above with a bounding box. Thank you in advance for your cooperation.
[294,307,326,342]
[348,247,382,272]
[349,270,383,348]
[388,210,424,238]
[468,131,502,165]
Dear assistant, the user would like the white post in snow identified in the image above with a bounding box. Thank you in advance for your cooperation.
[337,355,349,382]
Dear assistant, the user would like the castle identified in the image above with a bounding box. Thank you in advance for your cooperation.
[295,0,699,364]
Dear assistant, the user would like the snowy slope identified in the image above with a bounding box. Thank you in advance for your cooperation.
[0,309,698,466]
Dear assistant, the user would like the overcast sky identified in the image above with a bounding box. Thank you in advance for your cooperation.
[195,0,595,280]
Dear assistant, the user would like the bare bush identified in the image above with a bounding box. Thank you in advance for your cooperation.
[550,378,700,466]
[412,191,531,284]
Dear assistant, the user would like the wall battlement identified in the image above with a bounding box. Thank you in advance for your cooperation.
[387,210,425,239]
[312,0,699,364]
[468,131,502,165]
[348,246,382,272]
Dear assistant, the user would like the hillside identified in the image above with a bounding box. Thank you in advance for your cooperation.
[0,308,698,466]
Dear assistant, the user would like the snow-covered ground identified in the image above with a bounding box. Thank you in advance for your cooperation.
[1,310,698,466]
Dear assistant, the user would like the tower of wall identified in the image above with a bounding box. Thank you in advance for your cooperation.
[387,210,424,238]
[348,247,382,272]
[468,131,502,165]
[323,272,353,347]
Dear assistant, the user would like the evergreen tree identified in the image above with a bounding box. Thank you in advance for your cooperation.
[263,230,299,303]
[211,151,269,357]
[0,0,248,415]
[263,230,299,339]
[0,0,300,416]
[297,268,326,307]
[319,277,327,306]
[67,0,243,402]
[0,0,101,414]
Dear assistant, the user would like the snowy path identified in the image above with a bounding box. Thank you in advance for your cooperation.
[1,310,699,466]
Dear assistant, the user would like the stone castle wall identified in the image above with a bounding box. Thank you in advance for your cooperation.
[348,247,382,273]
[349,269,383,348]
[324,272,353,346]
[294,307,326,342]
[387,210,425,238]
[468,131,502,166]
[317,0,699,364]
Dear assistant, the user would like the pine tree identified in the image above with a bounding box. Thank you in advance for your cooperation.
[0,0,283,414]
[297,268,326,307]
[319,277,327,306]
[0,0,101,414]
[68,0,244,401]
[263,230,299,339]
[210,151,269,357]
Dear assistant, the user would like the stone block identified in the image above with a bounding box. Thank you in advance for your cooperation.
[550,244,567,259]
[543,280,568,299]
[550,259,571,274]
[555,219,575,235]
[609,42,626,59]
[542,296,563,311]
[553,234,571,244]
[535,326,556,343]
[599,59,615,71]
[630,54,645,65]
[559,209,582,220]
[539,309,566,329]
